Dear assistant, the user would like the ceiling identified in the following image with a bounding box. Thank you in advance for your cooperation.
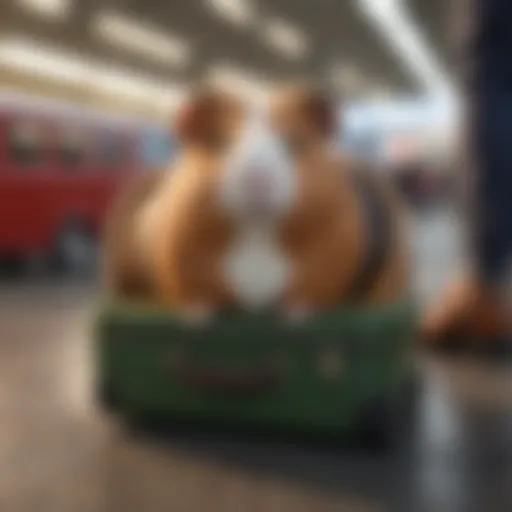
[409,0,451,64]
[0,0,449,116]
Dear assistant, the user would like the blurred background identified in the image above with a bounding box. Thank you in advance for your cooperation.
[0,1,510,511]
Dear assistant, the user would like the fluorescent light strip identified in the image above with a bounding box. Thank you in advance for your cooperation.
[207,62,271,102]
[262,17,309,60]
[92,11,190,67]
[0,38,92,85]
[358,0,454,96]
[96,66,186,109]
[0,37,185,110]
[17,0,71,20]
[205,0,255,27]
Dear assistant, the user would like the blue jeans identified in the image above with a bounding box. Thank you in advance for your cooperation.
[468,0,512,282]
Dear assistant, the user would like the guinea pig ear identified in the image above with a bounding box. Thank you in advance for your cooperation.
[174,86,225,144]
[302,87,338,139]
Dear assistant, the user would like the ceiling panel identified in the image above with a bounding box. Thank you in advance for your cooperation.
[0,0,449,97]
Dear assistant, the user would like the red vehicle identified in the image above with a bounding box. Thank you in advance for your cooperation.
[0,94,147,272]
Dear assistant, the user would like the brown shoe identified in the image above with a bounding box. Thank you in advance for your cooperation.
[421,276,510,348]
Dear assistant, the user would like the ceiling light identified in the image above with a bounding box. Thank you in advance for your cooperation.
[96,66,185,109]
[92,11,190,67]
[0,37,91,85]
[207,62,271,102]
[205,0,255,27]
[358,0,454,96]
[17,0,71,20]
[262,17,309,60]
[0,36,185,110]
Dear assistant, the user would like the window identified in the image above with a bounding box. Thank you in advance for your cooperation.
[9,120,45,168]
[59,127,89,168]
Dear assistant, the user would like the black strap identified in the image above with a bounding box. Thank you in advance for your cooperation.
[346,167,393,299]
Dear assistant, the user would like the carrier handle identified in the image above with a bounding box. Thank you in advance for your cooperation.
[170,359,282,395]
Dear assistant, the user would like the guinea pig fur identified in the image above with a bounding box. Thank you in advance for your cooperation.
[123,85,409,323]
[102,171,165,300]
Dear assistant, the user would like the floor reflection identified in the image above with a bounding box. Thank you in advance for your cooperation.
[1,210,511,511]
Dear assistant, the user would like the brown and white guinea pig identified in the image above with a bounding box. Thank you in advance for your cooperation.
[109,84,410,324]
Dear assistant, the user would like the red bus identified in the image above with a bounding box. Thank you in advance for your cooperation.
[0,93,150,272]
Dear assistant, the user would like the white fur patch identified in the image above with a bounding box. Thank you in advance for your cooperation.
[218,106,297,222]
[223,227,292,311]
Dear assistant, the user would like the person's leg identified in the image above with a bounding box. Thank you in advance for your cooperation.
[422,0,512,348]
[470,0,512,284]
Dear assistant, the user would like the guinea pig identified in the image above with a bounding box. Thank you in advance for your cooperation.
[143,83,410,325]
[269,84,410,313]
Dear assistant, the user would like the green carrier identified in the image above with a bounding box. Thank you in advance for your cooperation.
[94,300,417,443]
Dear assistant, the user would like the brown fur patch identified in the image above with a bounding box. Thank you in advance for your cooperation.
[101,172,164,300]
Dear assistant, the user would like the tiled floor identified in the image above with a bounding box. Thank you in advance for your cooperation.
[0,210,511,512]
